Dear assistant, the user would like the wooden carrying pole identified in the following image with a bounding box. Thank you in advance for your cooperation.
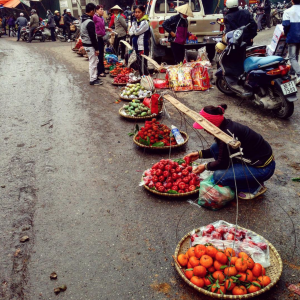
[163,94,241,149]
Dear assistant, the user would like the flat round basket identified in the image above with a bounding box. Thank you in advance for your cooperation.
[119,107,159,120]
[128,79,141,84]
[110,74,118,77]
[143,180,199,197]
[174,228,283,299]
[120,96,146,101]
[112,82,127,86]
[133,131,189,149]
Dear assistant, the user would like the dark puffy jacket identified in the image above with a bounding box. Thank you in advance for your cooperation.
[224,8,257,45]
[162,14,189,44]
[63,14,76,26]
[54,15,61,27]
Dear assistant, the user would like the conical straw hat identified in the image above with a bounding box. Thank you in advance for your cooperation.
[109,5,123,13]
[175,4,194,17]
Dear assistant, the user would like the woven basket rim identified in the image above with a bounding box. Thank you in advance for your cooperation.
[133,131,189,149]
[120,96,146,101]
[142,176,199,197]
[112,82,127,86]
[174,227,283,299]
[119,107,159,120]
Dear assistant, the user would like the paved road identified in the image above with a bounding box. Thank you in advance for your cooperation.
[0,30,299,300]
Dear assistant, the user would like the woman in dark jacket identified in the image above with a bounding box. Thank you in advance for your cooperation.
[129,5,150,75]
[8,15,15,37]
[184,104,275,200]
[162,4,193,64]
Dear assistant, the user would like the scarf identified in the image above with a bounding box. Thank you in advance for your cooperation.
[193,108,225,129]
[137,15,149,23]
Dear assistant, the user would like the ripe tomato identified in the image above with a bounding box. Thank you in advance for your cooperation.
[155,182,162,188]
[181,163,187,167]
[158,176,165,182]
[187,166,193,172]
[152,175,158,182]
[179,182,186,190]
[189,185,196,191]
[158,186,165,192]
[155,169,162,176]
[166,182,172,188]
[175,167,181,173]
[190,179,196,186]
[182,169,189,176]
[183,177,190,183]
[170,168,176,174]
[171,186,178,191]
[163,171,170,177]
[172,173,177,180]
[178,190,185,193]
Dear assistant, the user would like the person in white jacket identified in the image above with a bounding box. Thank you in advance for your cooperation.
[129,5,150,76]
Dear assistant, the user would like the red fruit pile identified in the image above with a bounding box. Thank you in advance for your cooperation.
[114,74,129,84]
[143,159,201,194]
[201,224,268,250]
[136,119,176,146]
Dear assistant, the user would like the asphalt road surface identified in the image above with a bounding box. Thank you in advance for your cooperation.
[0,28,300,300]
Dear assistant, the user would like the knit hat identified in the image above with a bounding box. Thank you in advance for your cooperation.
[175,4,194,17]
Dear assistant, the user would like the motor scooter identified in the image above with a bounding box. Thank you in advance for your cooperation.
[23,25,45,42]
[215,24,297,119]
[57,20,80,42]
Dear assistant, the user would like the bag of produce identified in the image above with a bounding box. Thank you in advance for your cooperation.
[196,46,210,62]
[105,54,118,64]
[191,63,211,91]
[166,66,179,89]
[198,175,235,210]
[150,94,163,114]
[173,66,193,92]
[141,75,155,92]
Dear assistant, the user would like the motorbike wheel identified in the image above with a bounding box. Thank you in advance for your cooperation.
[272,88,294,119]
[58,36,66,42]
[216,77,235,95]
[23,33,28,41]
[40,35,46,42]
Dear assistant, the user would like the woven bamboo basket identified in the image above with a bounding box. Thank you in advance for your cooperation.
[143,180,199,197]
[174,228,283,299]
[112,82,127,86]
[119,107,160,120]
[120,96,147,101]
[133,131,189,149]
[110,73,118,77]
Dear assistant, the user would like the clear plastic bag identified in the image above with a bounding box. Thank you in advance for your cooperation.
[198,175,235,210]
[197,46,210,62]
[191,220,270,267]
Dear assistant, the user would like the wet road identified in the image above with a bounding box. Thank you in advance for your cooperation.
[0,30,300,300]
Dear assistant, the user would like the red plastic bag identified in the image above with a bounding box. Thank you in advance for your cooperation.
[143,98,151,108]
[143,94,163,114]
[153,78,169,89]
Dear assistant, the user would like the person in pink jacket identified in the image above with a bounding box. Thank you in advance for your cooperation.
[93,5,111,78]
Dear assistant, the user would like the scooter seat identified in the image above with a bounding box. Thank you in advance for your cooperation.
[244,56,284,73]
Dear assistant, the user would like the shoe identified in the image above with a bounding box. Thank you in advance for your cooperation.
[67,39,71,42]
[265,27,271,30]
[98,74,106,78]
[104,71,109,74]
[90,79,103,86]
[238,186,267,200]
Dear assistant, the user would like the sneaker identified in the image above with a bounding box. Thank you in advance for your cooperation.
[67,39,71,42]
[265,27,270,30]
[90,79,103,86]
[238,186,267,200]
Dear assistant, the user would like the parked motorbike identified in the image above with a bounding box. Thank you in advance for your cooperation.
[22,25,46,42]
[215,24,297,119]
[56,20,80,42]
[42,26,52,41]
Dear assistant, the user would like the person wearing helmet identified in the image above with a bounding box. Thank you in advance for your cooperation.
[64,8,77,42]
[124,6,132,21]
[27,9,39,43]
[224,0,257,46]
[54,10,66,37]
[15,12,28,41]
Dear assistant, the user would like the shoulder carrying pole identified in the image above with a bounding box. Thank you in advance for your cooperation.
[163,94,241,149]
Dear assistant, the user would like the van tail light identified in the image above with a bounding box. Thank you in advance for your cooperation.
[220,24,225,32]
[159,21,165,34]
[267,65,291,76]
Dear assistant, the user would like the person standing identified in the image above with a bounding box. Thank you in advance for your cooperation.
[8,15,15,37]
[224,0,257,46]
[15,13,28,41]
[27,9,39,43]
[109,5,127,62]
[264,0,271,29]
[256,0,265,32]
[93,5,112,78]
[80,3,101,86]
[283,0,300,85]
[162,4,193,64]
[129,5,150,76]
[2,15,7,35]
[46,10,56,41]
[64,8,77,42]
[54,10,66,37]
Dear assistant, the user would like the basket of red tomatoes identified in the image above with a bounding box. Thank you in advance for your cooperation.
[141,158,201,197]
[133,119,189,149]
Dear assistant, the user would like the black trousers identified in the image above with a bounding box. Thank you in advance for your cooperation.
[97,36,105,75]
[50,27,56,41]
[114,35,126,59]
[171,42,185,64]
[58,24,66,36]
[136,50,149,76]
[265,11,271,28]
[66,26,71,39]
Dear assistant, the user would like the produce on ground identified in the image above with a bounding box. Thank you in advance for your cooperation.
[110,66,133,76]
[114,74,129,84]
[142,158,201,194]
[121,83,152,99]
[135,119,178,146]
[177,242,271,296]
[123,100,152,117]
